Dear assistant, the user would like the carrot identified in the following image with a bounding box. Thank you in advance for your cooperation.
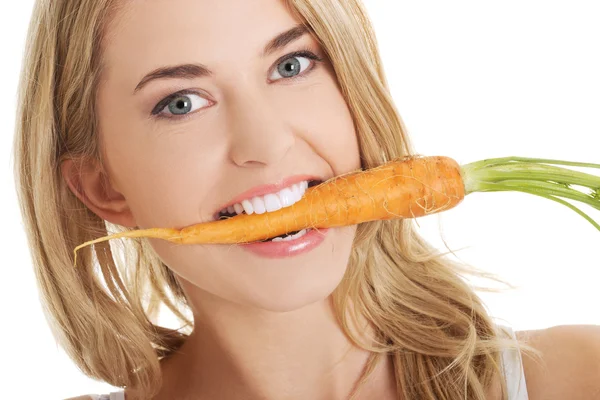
[72,154,600,267]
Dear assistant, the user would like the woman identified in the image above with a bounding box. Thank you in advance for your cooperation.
[13,0,599,399]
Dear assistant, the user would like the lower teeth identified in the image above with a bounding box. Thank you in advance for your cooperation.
[268,229,310,242]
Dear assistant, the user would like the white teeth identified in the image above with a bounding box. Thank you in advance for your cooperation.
[241,199,254,215]
[219,180,311,217]
[277,187,295,207]
[263,193,282,212]
[290,184,303,203]
[251,196,266,214]
[271,229,309,242]
[233,203,244,215]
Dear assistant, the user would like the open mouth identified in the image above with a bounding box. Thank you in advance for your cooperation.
[216,179,322,242]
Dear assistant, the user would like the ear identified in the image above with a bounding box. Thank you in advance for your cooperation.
[60,158,137,228]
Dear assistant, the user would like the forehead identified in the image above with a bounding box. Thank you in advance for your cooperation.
[103,0,303,85]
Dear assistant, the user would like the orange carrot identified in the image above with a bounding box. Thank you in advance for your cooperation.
[72,154,600,267]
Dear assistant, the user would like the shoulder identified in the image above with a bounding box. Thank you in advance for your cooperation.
[516,324,600,399]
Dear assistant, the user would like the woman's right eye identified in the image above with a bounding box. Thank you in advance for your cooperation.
[153,92,210,119]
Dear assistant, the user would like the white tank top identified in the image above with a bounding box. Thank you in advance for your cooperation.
[499,325,530,399]
[90,393,125,400]
[92,325,529,400]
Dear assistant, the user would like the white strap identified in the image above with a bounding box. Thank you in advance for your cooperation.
[499,325,530,400]
[110,392,125,400]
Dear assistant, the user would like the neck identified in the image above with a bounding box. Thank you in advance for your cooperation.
[154,287,396,400]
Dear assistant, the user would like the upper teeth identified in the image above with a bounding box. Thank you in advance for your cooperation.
[220,181,309,217]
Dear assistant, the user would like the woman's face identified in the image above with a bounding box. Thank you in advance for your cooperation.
[95,0,361,311]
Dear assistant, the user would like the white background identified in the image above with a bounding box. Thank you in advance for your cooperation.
[2,1,598,398]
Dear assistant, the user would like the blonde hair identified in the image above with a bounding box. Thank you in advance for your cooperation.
[13,0,540,399]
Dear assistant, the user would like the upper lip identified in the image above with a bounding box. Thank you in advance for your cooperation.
[212,174,323,220]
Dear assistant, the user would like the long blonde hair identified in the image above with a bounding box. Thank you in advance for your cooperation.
[13,0,540,399]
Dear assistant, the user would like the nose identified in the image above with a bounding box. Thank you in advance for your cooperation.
[226,88,295,168]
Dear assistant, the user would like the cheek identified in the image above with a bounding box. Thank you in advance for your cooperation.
[101,122,219,230]
[293,85,361,173]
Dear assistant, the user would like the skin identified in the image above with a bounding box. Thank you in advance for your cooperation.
[62,0,396,398]
[60,0,600,399]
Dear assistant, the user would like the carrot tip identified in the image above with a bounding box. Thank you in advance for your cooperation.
[72,228,183,268]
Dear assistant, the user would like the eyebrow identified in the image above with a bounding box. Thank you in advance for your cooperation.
[133,23,310,94]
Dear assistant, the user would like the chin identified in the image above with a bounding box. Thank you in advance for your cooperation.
[231,227,357,313]
[244,265,346,313]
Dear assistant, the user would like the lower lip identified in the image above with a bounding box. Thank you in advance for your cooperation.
[240,228,330,258]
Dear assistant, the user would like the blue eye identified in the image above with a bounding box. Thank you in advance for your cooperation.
[270,55,312,81]
[156,93,208,117]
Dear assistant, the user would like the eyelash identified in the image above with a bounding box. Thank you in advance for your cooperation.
[151,48,325,121]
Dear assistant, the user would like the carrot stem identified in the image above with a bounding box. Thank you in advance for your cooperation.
[476,180,600,212]
[481,183,600,231]
[462,156,600,232]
